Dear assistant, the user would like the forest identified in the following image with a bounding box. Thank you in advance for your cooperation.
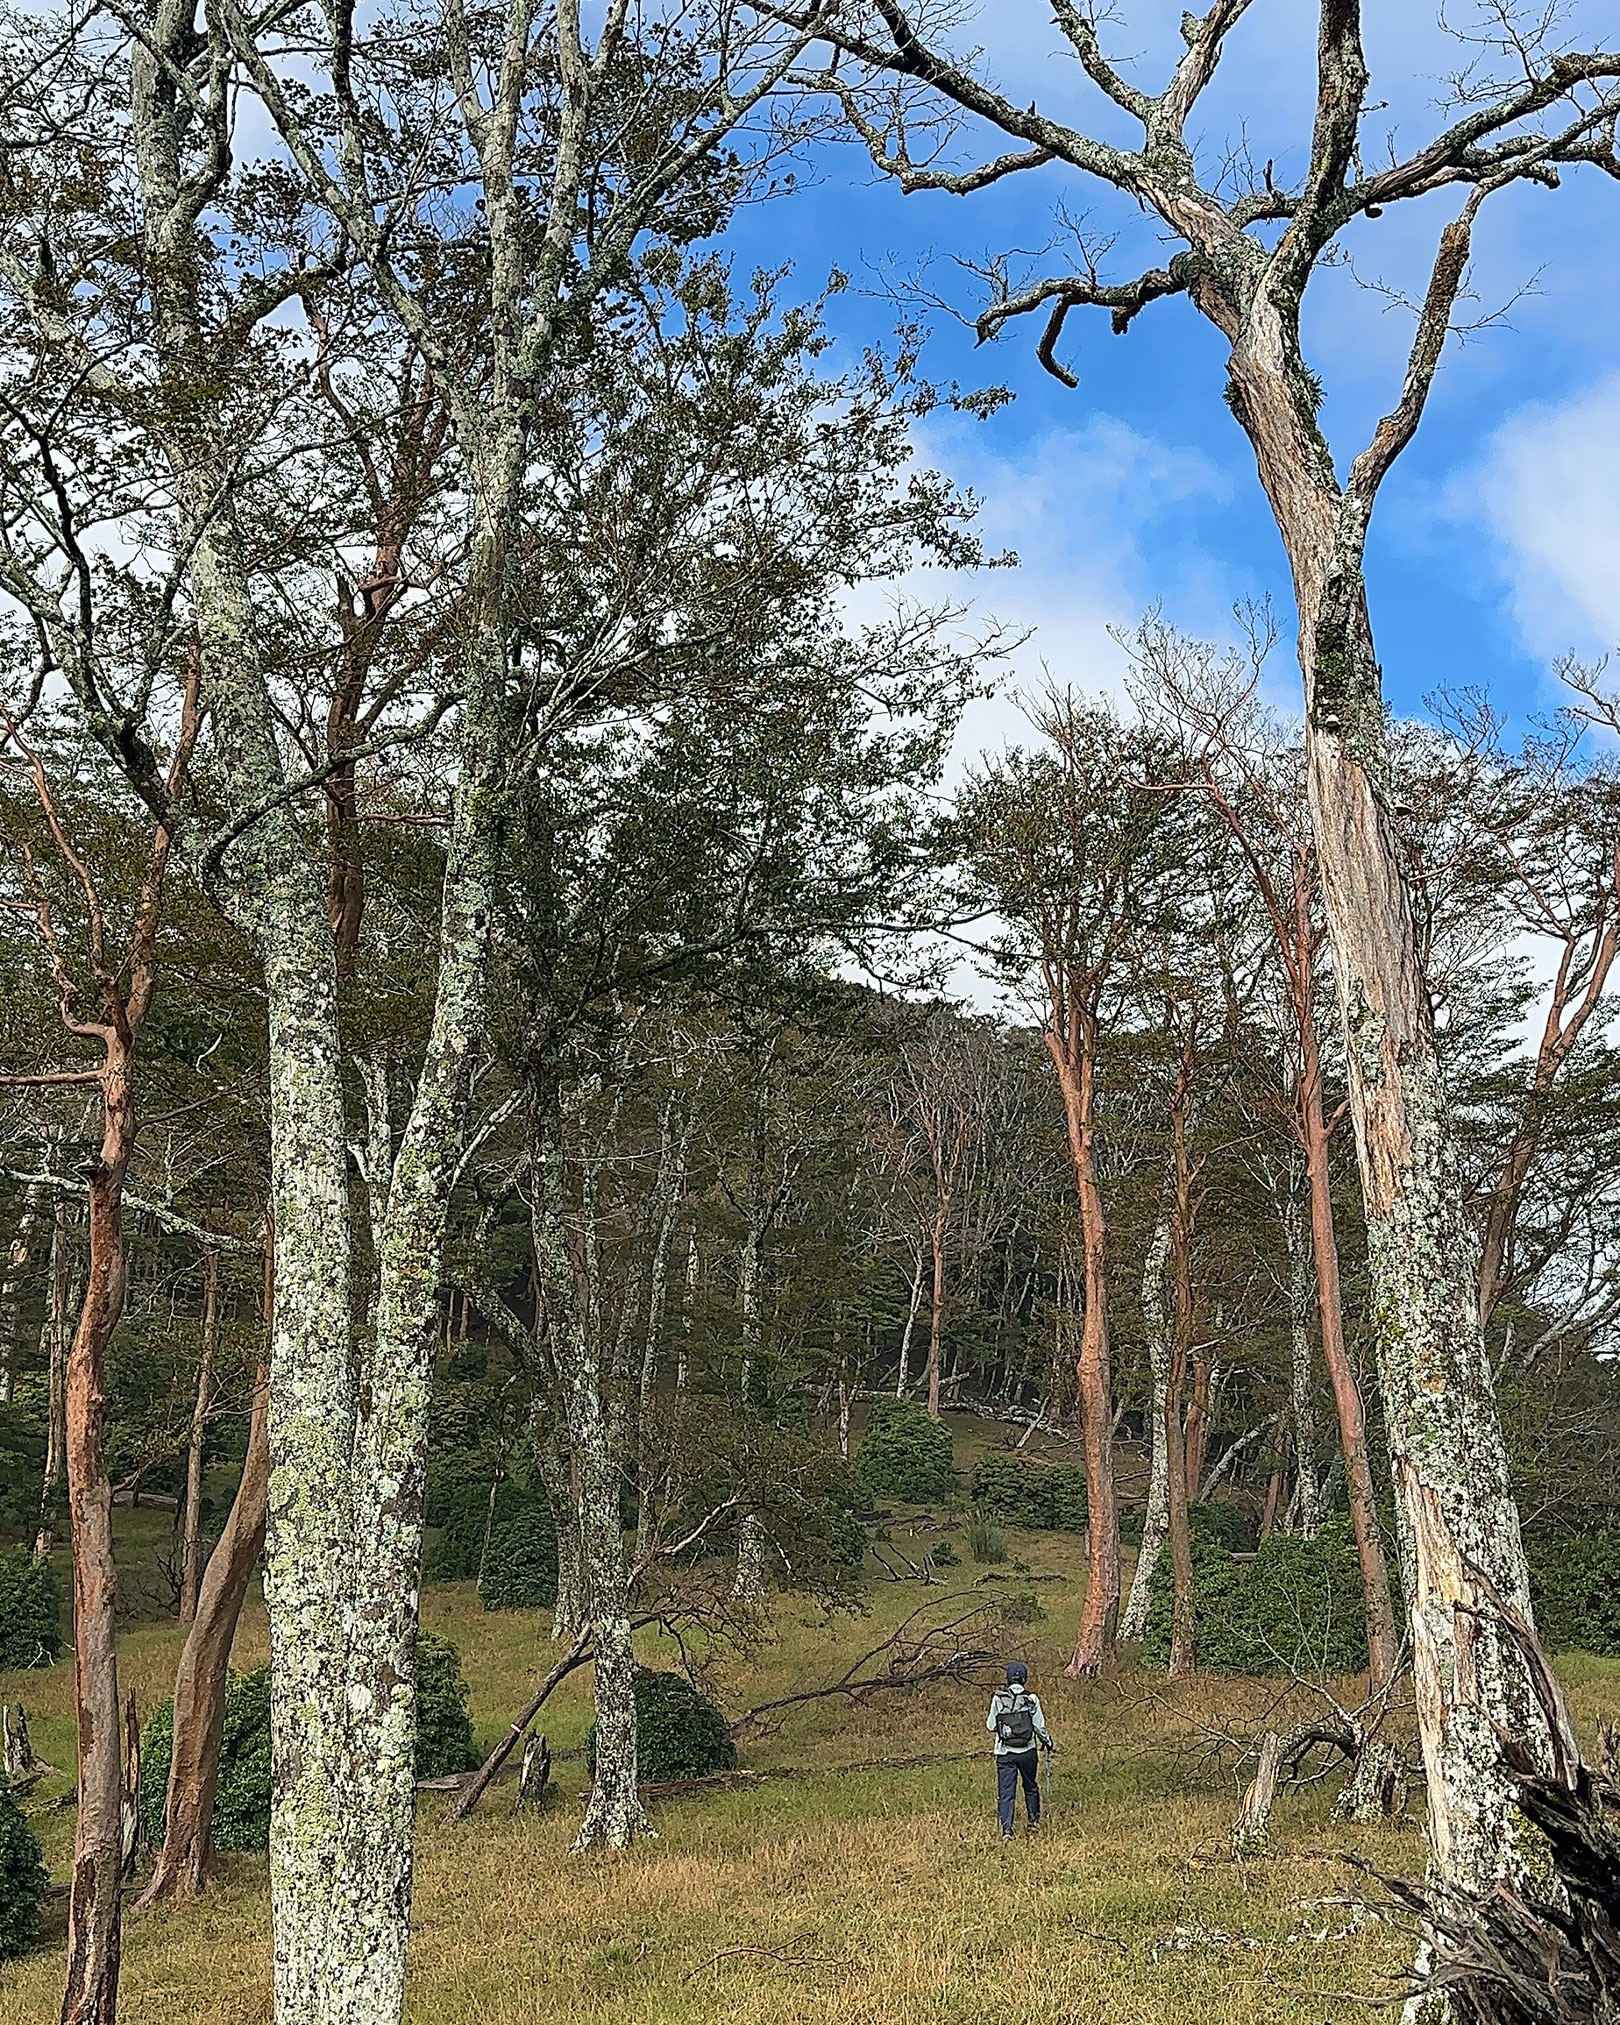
[1,3,1619,2022]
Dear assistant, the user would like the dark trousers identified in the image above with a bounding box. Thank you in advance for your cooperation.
[997,1749,1040,1833]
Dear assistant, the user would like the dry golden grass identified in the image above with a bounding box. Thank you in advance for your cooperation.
[4,1496,1618,2025]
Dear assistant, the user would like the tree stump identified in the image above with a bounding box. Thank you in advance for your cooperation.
[1335,1739,1407,1824]
[515,1733,551,1813]
[1232,1730,1287,1857]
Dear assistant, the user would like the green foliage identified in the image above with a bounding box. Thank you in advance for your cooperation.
[1188,1500,1260,1554]
[1142,1522,1368,1676]
[855,1400,954,1504]
[0,1552,60,1671]
[139,1668,274,1852]
[427,1479,533,1582]
[0,1408,45,1540]
[969,1452,1087,1531]
[587,1668,737,1786]
[479,1503,560,1612]
[930,1538,958,1567]
[0,1779,46,1961]
[1529,1531,1620,1654]
[415,1632,480,1779]
[967,1518,1007,1564]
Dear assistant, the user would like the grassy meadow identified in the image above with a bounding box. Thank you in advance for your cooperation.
[5,1422,1619,2025]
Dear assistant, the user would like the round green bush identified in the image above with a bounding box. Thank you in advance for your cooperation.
[1142,1520,1368,1676]
[586,1668,737,1785]
[855,1400,954,1504]
[0,1552,60,1672]
[970,1452,1087,1532]
[0,1778,46,1961]
[427,1479,535,1582]
[1188,1499,1260,1553]
[415,1631,480,1779]
[139,1667,274,1852]
[1530,1531,1620,1654]
[478,1503,560,1612]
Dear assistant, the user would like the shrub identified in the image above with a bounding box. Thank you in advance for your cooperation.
[426,1479,533,1582]
[416,1632,479,1779]
[968,1518,1008,1565]
[0,1778,46,1961]
[1142,1521,1368,1676]
[1001,1589,1046,1626]
[139,1667,274,1852]
[1530,1531,1620,1654]
[479,1503,559,1612]
[0,1553,60,1672]
[586,1668,737,1785]
[930,1539,959,1567]
[969,1452,1087,1532]
[1188,1499,1260,1554]
[855,1400,954,1504]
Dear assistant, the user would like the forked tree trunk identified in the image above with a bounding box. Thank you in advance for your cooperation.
[533,1423,584,1642]
[141,1360,269,1904]
[895,1253,923,1397]
[180,1249,220,1623]
[1048,1027,1120,1677]
[1121,1215,1171,1642]
[61,1050,136,2025]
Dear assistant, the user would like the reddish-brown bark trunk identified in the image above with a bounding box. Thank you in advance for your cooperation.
[140,1359,269,1903]
[61,1048,135,2025]
[1299,1044,1398,1693]
[1049,1024,1120,1677]
[179,1248,219,1624]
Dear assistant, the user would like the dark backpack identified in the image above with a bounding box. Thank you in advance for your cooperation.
[995,1690,1035,1750]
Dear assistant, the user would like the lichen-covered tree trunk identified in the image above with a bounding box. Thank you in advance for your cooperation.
[529,1085,649,1850]
[1232,314,1557,1880]
[61,1049,137,2025]
[1121,1215,1172,1642]
[1163,1090,1197,1680]
[142,1363,269,1903]
[1048,1029,1120,1677]
[534,1419,585,1641]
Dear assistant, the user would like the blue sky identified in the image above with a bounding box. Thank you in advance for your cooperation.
[725,2,1620,758]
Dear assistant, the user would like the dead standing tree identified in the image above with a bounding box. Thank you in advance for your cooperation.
[0,674,197,2025]
[782,0,1620,1906]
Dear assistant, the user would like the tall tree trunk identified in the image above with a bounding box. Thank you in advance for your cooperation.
[141,1358,269,1903]
[1281,1187,1322,1539]
[530,1083,648,1850]
[180,1249,220,1624]
[895,1251,923,1397]
[61,1047,136,2025]
[534,1420,584,1643]
[1163,1089,1197,1681]
[35,1199,72,1558]
[1298,1025,1399,1693]
[1121,1215,1172,1642]
[1285,511,1554,1886]
[925,1207,946,1421]
[1048,1027,1120,1677]
[1182,1344,1214,1503]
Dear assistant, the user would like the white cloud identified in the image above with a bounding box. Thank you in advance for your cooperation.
[1471,375,1620,660]
[890,409,1238,770]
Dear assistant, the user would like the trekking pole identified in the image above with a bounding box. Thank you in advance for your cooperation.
[1041,1737,1053,1812]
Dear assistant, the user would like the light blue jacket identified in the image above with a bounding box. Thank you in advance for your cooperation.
[986,1687,1051,1756]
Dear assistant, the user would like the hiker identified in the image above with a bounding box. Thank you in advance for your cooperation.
[986,1660,1052,1840]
